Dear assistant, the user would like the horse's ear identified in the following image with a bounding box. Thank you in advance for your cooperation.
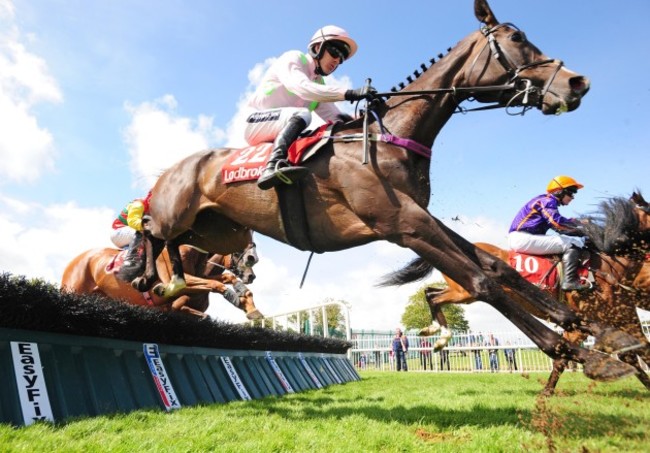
[474,0,499,28]
[631,190,648,207]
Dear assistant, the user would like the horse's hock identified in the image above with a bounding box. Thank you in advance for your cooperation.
[0,275,358,426]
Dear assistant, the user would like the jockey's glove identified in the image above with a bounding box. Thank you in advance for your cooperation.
[345,86,377,102]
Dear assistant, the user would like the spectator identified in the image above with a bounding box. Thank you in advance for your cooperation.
[470,333,484,371]
[504,342,518,372]
[392,328,409,372]
[487,334,500,372]
[439,349,451,371]
[420,338,433,370]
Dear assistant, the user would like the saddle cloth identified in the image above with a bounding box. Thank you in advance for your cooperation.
[507,250,590,292]
[105,249,127,274]
[222,124,333,184]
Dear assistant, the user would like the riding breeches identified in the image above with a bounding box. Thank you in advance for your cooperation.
[244,107,312,145]
[507,231,585,255]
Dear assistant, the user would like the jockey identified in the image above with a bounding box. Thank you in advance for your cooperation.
[507,175,589,291]
[244,25,376,190]
[110,191,152,272]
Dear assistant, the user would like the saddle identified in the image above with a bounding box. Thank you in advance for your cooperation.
[221,124,336,252]
[221,124,334,184]
[507,250,591,298]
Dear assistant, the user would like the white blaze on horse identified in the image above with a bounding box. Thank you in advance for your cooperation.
[132,0,642,382]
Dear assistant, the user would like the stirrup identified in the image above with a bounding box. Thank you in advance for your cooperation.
[257,161,308,190]
[562,280,592,291]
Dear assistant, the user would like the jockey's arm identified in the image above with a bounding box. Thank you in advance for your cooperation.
[126,200,145,231]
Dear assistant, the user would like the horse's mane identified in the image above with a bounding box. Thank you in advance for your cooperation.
[581,196,640,254]
[389,47,454,93]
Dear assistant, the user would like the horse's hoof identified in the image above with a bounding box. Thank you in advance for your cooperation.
[583,352,636,382]
[419,323,441,336]
[539,388,555,398]
[433,339,448,351]
[153,283,166,297]
[594,327,643,354]
[131,277,148,292]
[246,309,264,320]
[163,277,187,298]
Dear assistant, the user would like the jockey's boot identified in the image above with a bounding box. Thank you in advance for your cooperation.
[121,231,144,272]
[257,115,309,190]
[561,246,590,291]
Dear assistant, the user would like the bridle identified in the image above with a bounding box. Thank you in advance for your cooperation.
[206,242,257,280]
[477,23,563,115]
[373,22,564,116]
[226,242,258,277]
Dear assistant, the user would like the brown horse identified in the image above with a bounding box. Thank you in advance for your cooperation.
[422,194,650,394]
[630,191,650,312]
[133,0,640,381]
[61,244,263,319]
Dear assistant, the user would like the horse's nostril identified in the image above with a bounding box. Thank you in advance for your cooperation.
[569,76,589,95]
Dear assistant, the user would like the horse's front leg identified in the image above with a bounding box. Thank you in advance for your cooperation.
[132,232,165,292]
[434,217,641,355]
[170,295,209,319]
[157,239,187,297]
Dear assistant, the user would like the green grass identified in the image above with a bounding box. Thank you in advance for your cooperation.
[1,372,648,452]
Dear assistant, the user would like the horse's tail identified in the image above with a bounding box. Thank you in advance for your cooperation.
[375,257,435,287]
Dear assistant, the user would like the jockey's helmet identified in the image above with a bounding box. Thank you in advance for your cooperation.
[308,25,358,62]
[546,175,584,195]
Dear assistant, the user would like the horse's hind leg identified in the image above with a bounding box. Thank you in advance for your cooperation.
[419,288,452,350]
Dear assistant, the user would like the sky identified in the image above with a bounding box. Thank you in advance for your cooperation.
[1,0,649,334]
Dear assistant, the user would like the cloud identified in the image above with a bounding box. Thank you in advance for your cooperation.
[0,0,15,19]
[0,194,114,283]
[0,8,62,184]
[123,95,227,190]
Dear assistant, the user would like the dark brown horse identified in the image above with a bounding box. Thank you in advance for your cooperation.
[134,0,640,381]
[61,244,263,319]
[422,194,650,394]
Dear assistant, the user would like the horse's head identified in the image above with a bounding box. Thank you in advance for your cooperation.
[229,242,258,284]
[466,0,589,115]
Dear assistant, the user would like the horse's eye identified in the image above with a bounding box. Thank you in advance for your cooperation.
[511,32,525,43]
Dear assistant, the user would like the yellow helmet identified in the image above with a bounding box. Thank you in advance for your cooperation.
[546,175,584,194]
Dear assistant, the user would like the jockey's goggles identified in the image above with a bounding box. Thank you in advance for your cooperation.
[324,40,350,61]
